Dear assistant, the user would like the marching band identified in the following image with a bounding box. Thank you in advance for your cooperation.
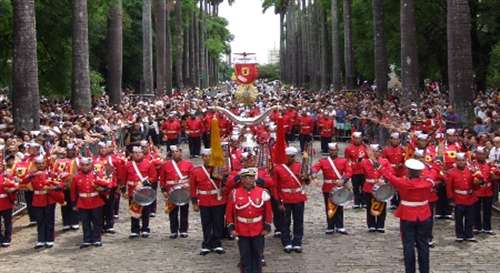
[0,109,499,273]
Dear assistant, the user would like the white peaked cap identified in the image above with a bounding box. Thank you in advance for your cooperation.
[414,149,425,157]
[446,129,456,136]
[328,143,338,150]
[390,132,400,139]
[201,148,211,156]
[285,146,298,156]
[34,155,45,163]
[456,152,466,160]
[417,133,428,140]
[370,144,380,151]
[405,159,425,171]
[352,132,362,138]
[80,157,92,164]
[169,145,179,152]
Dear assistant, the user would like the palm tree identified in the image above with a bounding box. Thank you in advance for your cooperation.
[155,0,166,96]
[343,0,354,89]
[400,0,419,104]
[142,0,154,94]
[372,0,387,99]
[72,0,92,113]
[106,0,123,105]
[175,0,184,89]
[331,0,341,91]
[447,0,474,124]
[12,0,40,131]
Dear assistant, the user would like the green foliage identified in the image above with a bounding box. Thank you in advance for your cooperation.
[90,70,104,97]
[258,64,280,81]
[206,16,233,57]
[487,42,500,88]
[0,0,12,89]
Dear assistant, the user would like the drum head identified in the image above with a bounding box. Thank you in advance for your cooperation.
[373,184,395,202]
[169,188,190,206]
[330,188,353,206]
[133,186,156,206]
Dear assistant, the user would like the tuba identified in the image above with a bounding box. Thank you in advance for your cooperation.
[300,141,314,181]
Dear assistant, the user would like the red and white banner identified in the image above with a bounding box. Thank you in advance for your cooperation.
[234,63,259,84]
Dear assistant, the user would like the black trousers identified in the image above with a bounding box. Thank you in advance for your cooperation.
[80,207,103,243]
[298,134,312,152]
[271,197,283,233]
[113,190,121,216]
[202,133,211,148]
[286,132,295,142]
[454,204,474,239]
[281,202,304,247]
[169,204,189,234]
[0,209,13,243]
[24,191,35,222]
[320,136,331,154]
[33,204,55,243]
[188,136,201,157]
[199,205,225,249]
[103,188,116,230]
[401,219,431,273]
[130,201,152,233]
[436,183,452,216]
[365,192,386,229]
[429,202,436,241]
[351,174,365,206]
[61,189,79,227]
[323,193,344,230]
[474,196,493,231]
[239,235,264,273]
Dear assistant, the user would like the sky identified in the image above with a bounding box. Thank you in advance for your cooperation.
[219,0,280,64]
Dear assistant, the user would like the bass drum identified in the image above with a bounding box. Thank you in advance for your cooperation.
[133,186,157,206]
[372,183,395,202]
[169,185,191,206]
[329,187,353,206]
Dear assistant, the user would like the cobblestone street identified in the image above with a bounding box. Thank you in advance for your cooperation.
[1,143,500,273]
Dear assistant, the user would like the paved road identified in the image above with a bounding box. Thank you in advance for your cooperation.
[1,142,500,273]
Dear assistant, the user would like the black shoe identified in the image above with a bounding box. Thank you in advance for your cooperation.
[180,233,188,238]
[473,229,481,235]
[273,231,281,238]
[444,215,453,220]
[336,229,348,235]
[129,233,139,239]
[283,245,292,253]
[141,231,150,238]
[376,229,385,233]
[455,238,464,243]
[93,242,103,247]
[80,243,91,249]
[262,259,267,267]
[483,230,496,235]
[34,242,45,249]
[150,213,156,218]
[169,233,178,239]
[465,237,477,242]
[200,248,210,256]
[214,247,225,254]
[293,246,303,253]
[325,229,334,235]
[105,228,116,234]
[45,242,54,248]
[368,228,376,233]
[1,242,11,248]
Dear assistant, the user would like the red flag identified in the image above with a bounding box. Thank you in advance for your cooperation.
[273,116,287,165]
[234,63,258,84]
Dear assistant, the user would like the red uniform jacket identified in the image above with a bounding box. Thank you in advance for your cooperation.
[443,142,462,170]
[446,167,478,205]
[226,186,272,237]
[226,168,277,199]
[312,157,352,193]
[190,165,226,207]
[421,163,442,202]
[344,144,367,175]
[159,159,194,191]
[298,115,314,135]
[318,117,335,138]
[382,168,433,221]
[471,161,494,197]
[122,159,158,198]
[202,113,214,134]
[0,175,18,211]
[382,146,406,177]
[274,163,307,204]
[161,119,182,140]
[71,171,109,209]
[30,171,64,207]
[186,117,203,138]
[361,158,390,193]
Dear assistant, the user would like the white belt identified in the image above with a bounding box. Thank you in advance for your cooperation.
[281,188,303,193]
[127,181,138,186]
[366,179,379,183]
[454,189,472,195]
[79,192,99,198]
[0,194,8,198]
[302,126,311,129]
[400,200,428,207]
[323,179,340,184]
[167,131,177,134]
[197,189,218,195]
[34,190,48,195]
[237,216,263,224]
[166,180,179,185]
[480,183,492,188]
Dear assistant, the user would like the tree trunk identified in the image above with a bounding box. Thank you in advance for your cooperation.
[106,0,123,106]
[175,0,184,89]
[343,0,354,89]
[192,9,199,87]
[154,0,166,96]
[142,0,154,94]
[12,0,40,131]
[320,7,329,90]
[165,1,173,94]
[183,24,190,86]
[447,0,474,125]
[400,0,419,104]
[331,0,341,91]
[72,0,92,113]
[279,11,286,82]
[372,0,387,99]
[199,0,208,88]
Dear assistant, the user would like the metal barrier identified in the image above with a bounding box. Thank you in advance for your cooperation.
[13,190,27,216]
